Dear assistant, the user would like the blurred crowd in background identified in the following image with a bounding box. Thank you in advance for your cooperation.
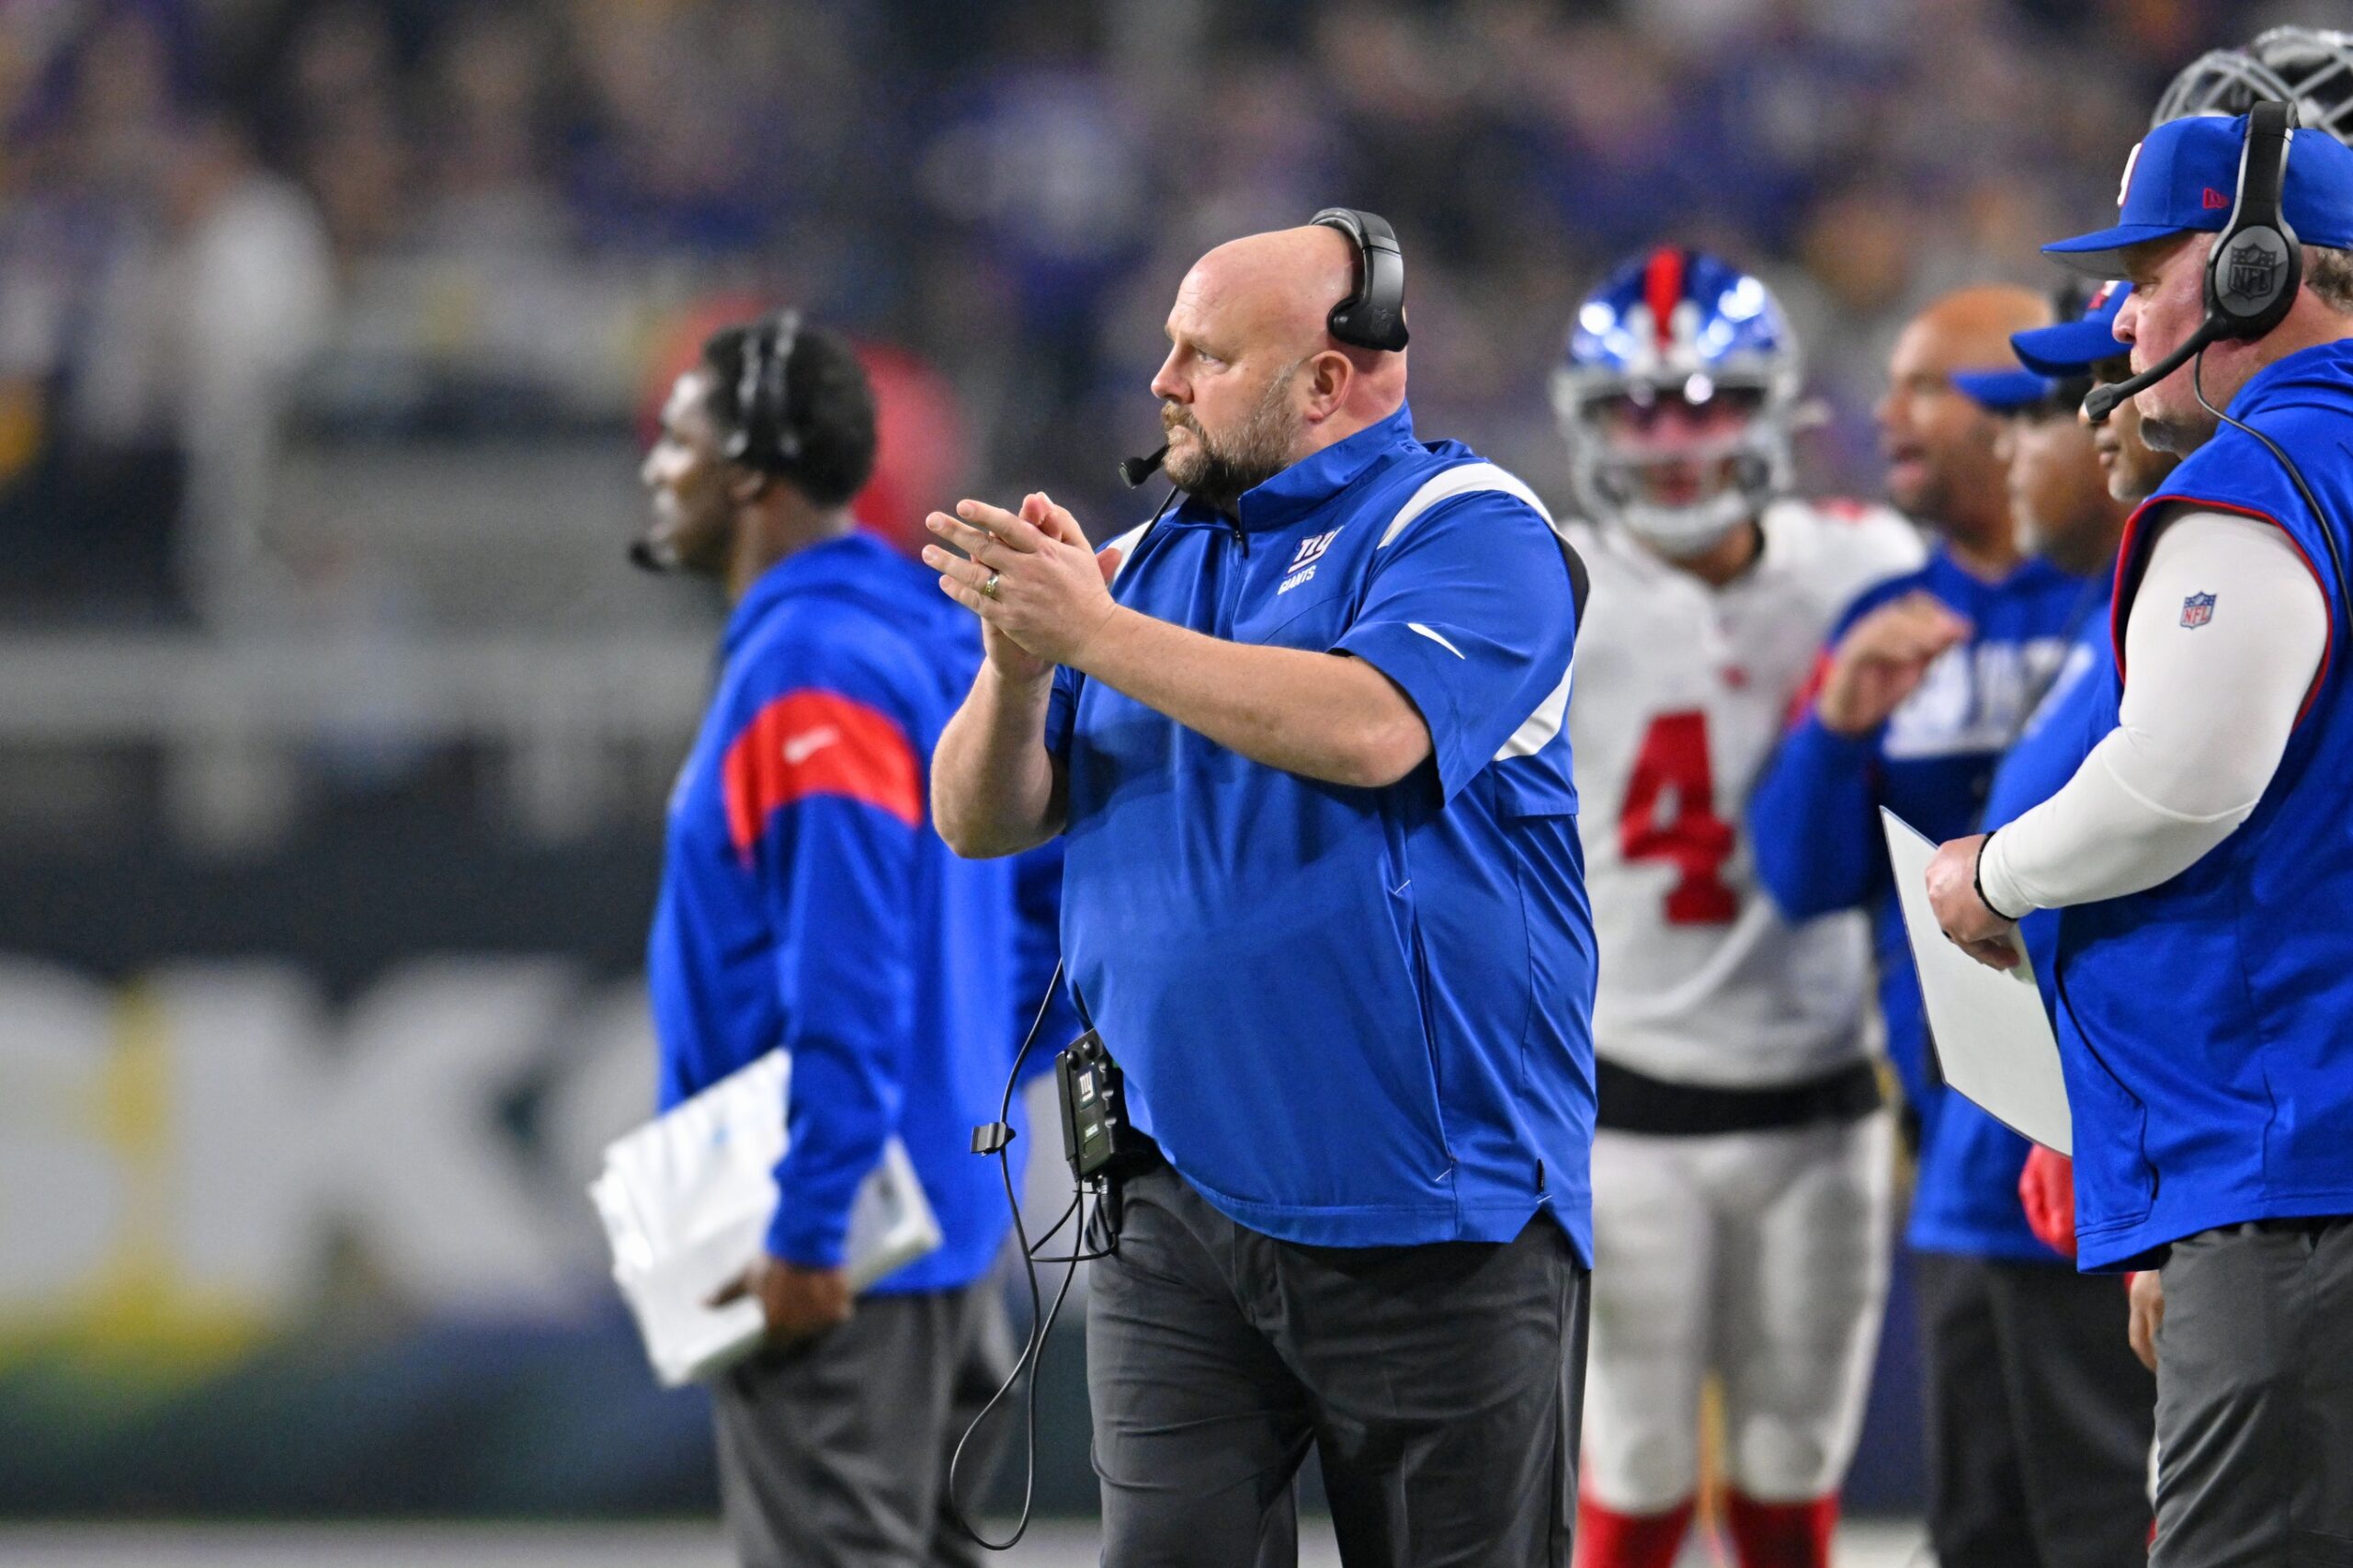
[0,0,2302,619]
[0,0,2323,852]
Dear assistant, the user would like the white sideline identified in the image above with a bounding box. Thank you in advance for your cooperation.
[0,1519,1932,1566]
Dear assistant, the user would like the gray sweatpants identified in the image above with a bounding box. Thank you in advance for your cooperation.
[710,1272,1017,1568]
[2154,1217,2353,1568]
[1087,1162,1590,1568]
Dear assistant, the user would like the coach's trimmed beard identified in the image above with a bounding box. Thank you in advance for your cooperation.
[1164,359,1307,515]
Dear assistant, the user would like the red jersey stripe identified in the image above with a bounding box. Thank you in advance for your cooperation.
[1786,647,1836,731]
[722,689,923,859]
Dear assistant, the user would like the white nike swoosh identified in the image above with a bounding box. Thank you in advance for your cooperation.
[782,726,842,766]
[1407,622,1465,659]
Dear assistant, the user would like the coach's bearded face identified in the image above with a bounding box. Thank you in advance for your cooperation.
[1149,225,1404,518]
[1161,360,1305,515]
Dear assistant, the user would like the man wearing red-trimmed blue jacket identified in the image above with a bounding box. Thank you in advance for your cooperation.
[1927,111,2353,1563]
[639,313,1040,1568]
[929,218,1594,1565]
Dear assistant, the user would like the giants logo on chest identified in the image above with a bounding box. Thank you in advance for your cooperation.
[1279,528,1343,595]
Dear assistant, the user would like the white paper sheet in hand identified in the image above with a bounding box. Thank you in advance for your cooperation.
[1880,809,2074,1155]
[587,1049,942,1387]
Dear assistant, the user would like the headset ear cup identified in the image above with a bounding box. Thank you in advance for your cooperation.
[2209,220,2303,336]
[2267,221,2302,334]
[2208,101,2303,338]
[1308,207,1410,353]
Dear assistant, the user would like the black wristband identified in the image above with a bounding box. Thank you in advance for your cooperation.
[1974,831,2025,923]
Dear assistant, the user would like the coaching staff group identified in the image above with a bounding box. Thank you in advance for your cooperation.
[929,212,1596,1565]
[1928,109,2353,1562]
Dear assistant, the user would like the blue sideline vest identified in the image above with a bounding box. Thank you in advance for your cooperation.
[2056,339,2353,1270]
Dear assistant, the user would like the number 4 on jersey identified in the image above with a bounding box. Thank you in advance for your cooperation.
[1619,710,1738,925]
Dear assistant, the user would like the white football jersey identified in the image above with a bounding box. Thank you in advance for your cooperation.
[1568,498,1927,1087]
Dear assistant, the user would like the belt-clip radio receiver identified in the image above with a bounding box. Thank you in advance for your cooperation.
[1054,1030,1145,1183]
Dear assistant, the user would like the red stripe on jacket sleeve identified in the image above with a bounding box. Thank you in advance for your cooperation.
[722,690,923,859]
[1785,648,1836,732]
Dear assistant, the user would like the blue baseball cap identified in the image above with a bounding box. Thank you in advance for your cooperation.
[2044,112,2353,276]
[1953,367,2052,413]
[2010,282,2131,375]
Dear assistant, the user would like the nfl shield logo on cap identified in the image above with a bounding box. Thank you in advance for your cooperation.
[2182,591,2217,629]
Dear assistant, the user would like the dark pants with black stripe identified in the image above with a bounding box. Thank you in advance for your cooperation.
[1087,1160,1590,1568]
[1915,1252,2155,1568]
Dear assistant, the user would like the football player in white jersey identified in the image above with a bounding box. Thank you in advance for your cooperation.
[1554,248,1924,1568]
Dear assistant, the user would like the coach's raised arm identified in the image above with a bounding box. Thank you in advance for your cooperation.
[926,214,1597,1563]
[1924,106,2353,1560]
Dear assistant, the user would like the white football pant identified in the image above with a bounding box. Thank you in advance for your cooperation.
[1582,1110,1893,1510]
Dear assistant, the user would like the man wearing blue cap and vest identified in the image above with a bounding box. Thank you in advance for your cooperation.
[927,216,1593,1564]
[1927,108,2353,1564]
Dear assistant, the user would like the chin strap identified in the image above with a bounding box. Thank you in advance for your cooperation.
[1619,490,1755,559]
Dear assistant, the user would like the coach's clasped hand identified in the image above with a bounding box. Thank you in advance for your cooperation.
[924,494,1126,671]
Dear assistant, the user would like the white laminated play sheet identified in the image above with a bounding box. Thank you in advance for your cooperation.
[1881,808,2074,1155]
[589,1049,941,1386]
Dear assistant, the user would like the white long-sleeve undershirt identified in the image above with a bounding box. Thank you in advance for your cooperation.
[1976,508,2329,915]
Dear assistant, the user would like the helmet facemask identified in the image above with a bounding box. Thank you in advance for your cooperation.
[2154,27,2353,145]
[1556,250,1803,559]
[1553,369,1793,558]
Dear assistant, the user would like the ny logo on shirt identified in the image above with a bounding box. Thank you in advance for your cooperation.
[1290,528,1343,570]
[1280,528,1344,595]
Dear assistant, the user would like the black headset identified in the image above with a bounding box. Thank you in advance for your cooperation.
[1309,207,1412,352]
[724,308,807,472]
[630,309,809,572]
[2209,100,2304,334]
[1120,209,1410,486]
[2085,101,2300,422]
[2084,99,2353,620]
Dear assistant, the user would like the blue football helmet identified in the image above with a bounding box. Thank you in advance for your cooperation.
[1552,246,1802,557]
